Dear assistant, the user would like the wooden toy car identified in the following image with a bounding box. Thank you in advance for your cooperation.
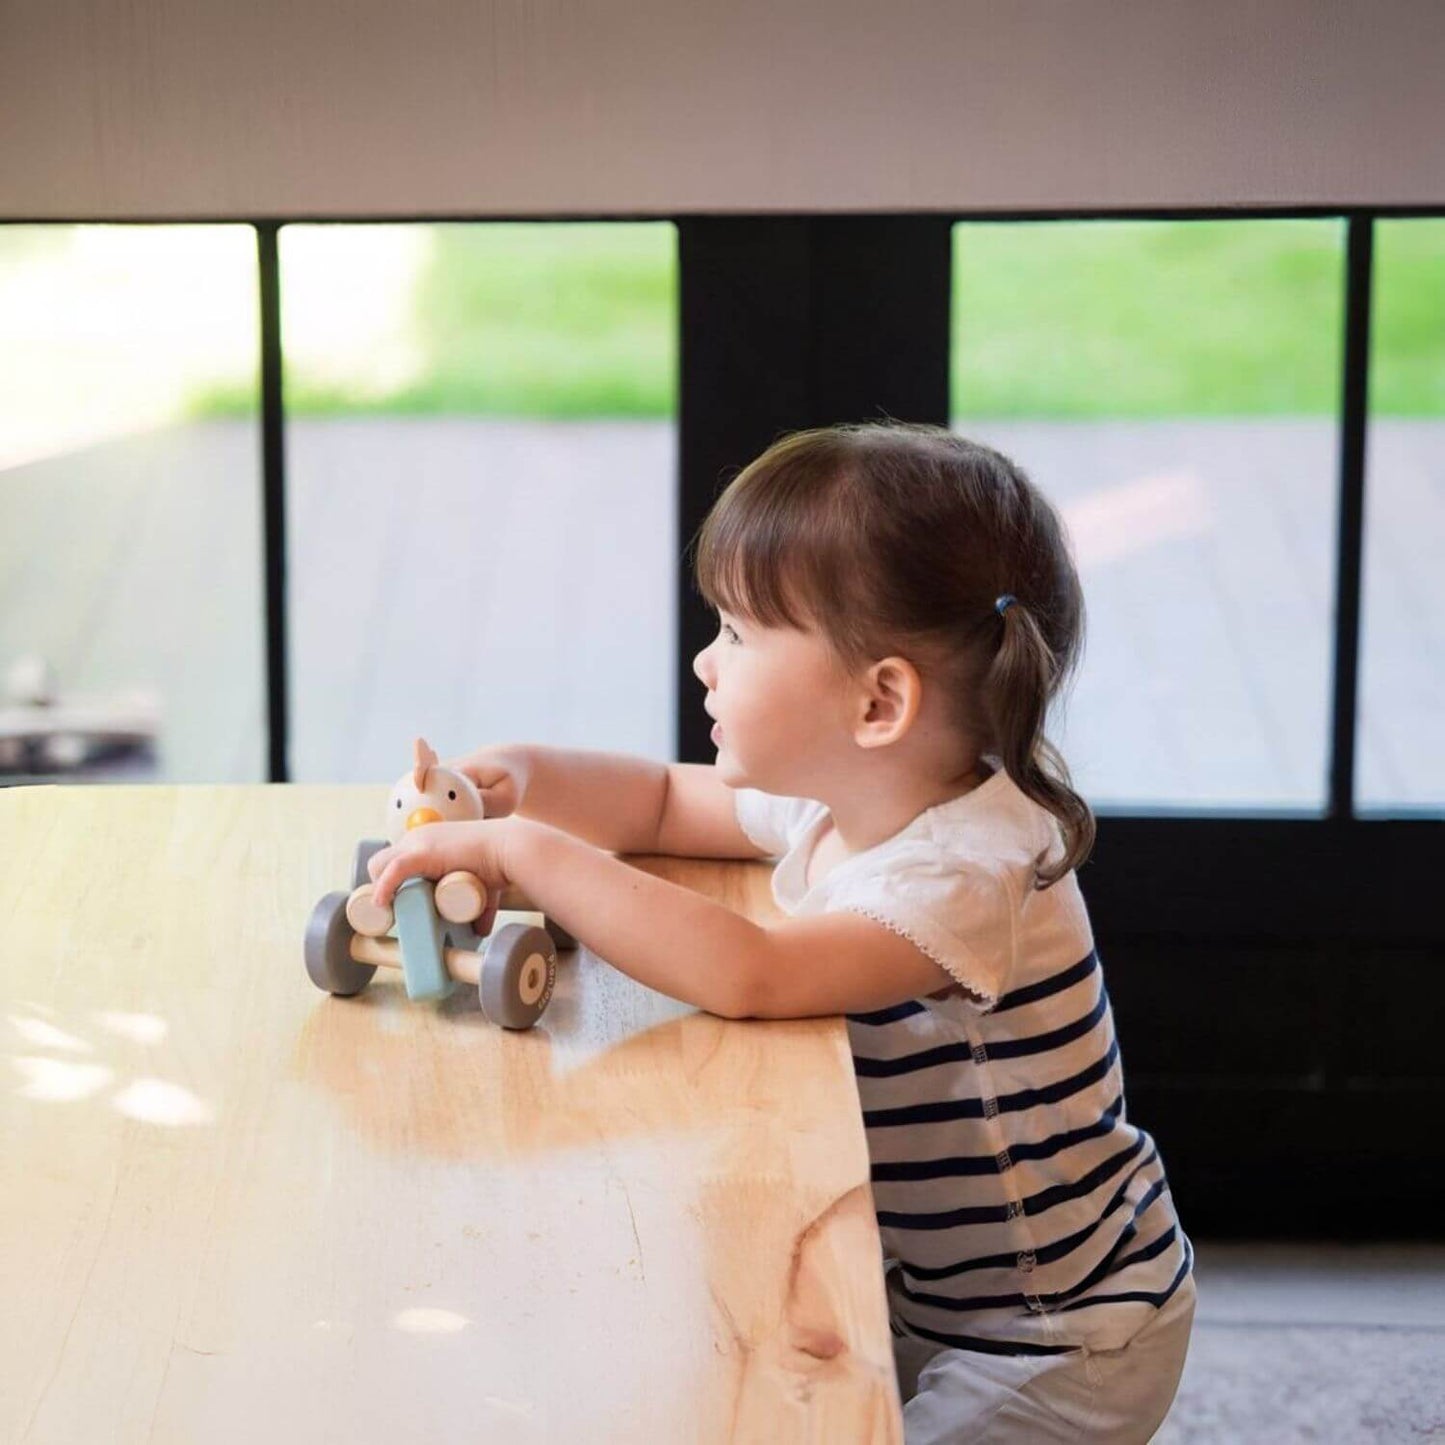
[303,738,574,1030]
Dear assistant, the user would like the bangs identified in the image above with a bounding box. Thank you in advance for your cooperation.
[692,433,861,645]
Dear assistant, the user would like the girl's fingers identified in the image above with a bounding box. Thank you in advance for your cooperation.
[478,774,518,815]
[479,788,516,819]
[372,859,416,910]
[372,847,435,909]
[444,761,514,819]
[364,821,494,908]
[448,758,508,791]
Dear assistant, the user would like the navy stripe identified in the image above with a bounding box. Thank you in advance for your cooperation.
[1110,1223,1180,1274]
[897,1154,1163,1282]
[853,1040,974,1079]
[1053,1216,1156,1302]
[982,990,1110,1061]
[896,1212,1167,1315]
[1017,1183,1168,1309]
[848,1001,927,1026]
[992,951,1097,1013]
[899,1229,1129,1314]
[1022,1134,1146,1219]
[877,1134,1147,1231]
[1056,1239,1192,1313]
[852,991,1109,1079]
[864,1038,1119,1129]
[1008,1093,1124,1164]
[871,1095,1124,1182]
[897,1218,1179,1316]
[897,1321,1079,1357]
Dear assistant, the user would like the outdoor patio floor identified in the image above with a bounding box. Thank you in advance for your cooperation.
[3,416,1440,812]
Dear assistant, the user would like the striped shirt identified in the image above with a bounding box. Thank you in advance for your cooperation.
[734,763,1193,1355]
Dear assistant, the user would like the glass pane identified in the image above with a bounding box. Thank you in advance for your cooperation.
[283,223,677,783]
[0,225,263,784]
[952,219,1345,813]
[1357,218,1445,815]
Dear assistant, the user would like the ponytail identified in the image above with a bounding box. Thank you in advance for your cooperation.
[985,599,1096,889]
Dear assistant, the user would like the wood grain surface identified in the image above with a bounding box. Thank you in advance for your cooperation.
[0,785,902,1444]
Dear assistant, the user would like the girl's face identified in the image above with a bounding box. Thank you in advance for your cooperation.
[692,608,858,796]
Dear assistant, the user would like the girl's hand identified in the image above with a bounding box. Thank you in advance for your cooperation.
[443,745,530,819]
[367,817,527,913]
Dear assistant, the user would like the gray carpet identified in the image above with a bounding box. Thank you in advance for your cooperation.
[1158,1244,1445,1443]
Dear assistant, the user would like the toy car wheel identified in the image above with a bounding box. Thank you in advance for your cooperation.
[305,890,377,997]
[352,838,389,890]
[479,923,557,1029]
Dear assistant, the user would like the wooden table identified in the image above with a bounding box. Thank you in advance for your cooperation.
[0,785,902,1444]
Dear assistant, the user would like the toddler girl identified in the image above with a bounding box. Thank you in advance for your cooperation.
[367,421,1195,1443]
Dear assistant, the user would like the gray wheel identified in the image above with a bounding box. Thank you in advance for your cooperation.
[480,923,557,1029]
[305,890,377,997]
[352,838,389,890]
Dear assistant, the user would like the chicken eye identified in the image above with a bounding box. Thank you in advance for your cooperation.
[395,799,402,808]
[448,790,456,801]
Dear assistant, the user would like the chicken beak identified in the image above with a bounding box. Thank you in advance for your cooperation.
[406,807,444,830]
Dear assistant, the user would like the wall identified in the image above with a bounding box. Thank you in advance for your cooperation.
[2,0,1443,219]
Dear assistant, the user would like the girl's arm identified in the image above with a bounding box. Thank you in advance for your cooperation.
[456,746,765,860]
[368,818,950,1019]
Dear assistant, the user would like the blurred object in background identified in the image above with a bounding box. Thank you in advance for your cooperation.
[0,653,161,783]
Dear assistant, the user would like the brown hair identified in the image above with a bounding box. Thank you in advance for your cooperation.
[692,421,1094,888]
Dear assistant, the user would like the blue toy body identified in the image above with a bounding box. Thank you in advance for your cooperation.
[392,877,490,1001]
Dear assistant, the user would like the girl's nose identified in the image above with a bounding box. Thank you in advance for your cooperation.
[692,645,714,687]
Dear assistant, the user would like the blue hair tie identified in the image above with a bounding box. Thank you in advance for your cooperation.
[995,594,1017,617]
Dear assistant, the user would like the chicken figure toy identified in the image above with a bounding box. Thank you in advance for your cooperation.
[302,737,562,1029]
[389,737,487,838]
[347,737,490,933]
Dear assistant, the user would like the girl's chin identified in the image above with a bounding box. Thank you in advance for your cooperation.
[711,749,745,779]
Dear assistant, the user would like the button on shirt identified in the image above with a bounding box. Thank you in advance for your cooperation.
[733,763,1193,1355]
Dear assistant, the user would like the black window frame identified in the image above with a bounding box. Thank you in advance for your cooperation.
[5,206,1441,1232]
[676,210,1444,1236]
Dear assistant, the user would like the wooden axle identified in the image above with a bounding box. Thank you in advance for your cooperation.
[350,933,482,988]
[348,875,542,937]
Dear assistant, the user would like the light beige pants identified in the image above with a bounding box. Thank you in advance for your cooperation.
[891,1274,1196,1444]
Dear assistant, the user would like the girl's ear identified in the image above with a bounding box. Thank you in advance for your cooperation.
[853,656,923,749]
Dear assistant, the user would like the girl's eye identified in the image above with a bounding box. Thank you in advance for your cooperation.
[721,622,741,644]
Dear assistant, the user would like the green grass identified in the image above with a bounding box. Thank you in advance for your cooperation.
[189,217,1445,421]
[954,218,1445,417]
[343,223,677,417]
[1372,219,1445,415]
[952,219,1348,417]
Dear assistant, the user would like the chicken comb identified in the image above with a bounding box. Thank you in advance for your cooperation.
[412,737,439,792]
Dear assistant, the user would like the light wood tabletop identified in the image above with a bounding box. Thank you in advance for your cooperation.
[0,784,902,1444]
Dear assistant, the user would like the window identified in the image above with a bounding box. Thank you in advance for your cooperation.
[280,222,679,782]
[0,225,263,783]
[1357,218,1445,815]
[952,219,1346,813]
